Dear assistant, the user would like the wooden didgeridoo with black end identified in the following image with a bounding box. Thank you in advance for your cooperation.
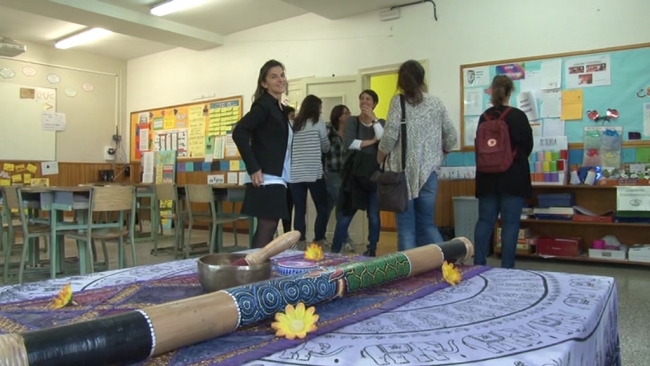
[0,236,474,366]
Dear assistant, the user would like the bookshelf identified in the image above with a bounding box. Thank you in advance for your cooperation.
[494,185,650,266]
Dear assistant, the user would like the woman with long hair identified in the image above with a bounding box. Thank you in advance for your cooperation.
[232,59,293,248]
[289,95,330,247]
[324,104,354,251]
[378,60,457,251]
[473,75,533,268]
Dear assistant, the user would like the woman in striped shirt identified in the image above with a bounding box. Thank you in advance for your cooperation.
[289,95,331,247]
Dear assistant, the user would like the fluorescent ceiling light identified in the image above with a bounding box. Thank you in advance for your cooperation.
[55,28,112,49]
[150,0,204,16]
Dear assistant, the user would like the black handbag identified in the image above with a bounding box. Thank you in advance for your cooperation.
[376,95,408,213]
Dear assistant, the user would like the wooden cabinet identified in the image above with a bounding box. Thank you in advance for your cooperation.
[494,185,650,266]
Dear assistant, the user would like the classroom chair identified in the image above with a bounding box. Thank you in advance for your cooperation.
[184,184,244,257]
[1,186,51,284]
[65,186,137,273]
[152,183,184,257]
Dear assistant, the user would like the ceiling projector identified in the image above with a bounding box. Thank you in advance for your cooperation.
[0,37,26,57]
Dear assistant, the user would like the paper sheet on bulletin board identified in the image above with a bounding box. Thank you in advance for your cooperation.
[130,96,243,161]
[460,43,650,149]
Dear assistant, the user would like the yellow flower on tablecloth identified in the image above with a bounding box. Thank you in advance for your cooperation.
[442,261,462,286]
[304,243,324,261]
[49,283,78,309]
[271,302,319,340]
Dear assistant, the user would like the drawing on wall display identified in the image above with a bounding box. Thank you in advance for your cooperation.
[464,66,490,87]
[22,66,36,76]
[64,88,77,97]
[0,67,15,79]
[565,54,611,89]
[82,82,94,92]
[240,268,618,366]
[46,73,61,84]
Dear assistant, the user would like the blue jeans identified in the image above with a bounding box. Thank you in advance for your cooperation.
[332,190,380,253]
[325,172,341,217]
[325,172,349,242]
[289,179,329,242]
[473,193,525,269]
[396,172,443,251]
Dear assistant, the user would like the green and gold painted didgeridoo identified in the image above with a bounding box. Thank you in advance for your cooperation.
[0,234,473,366]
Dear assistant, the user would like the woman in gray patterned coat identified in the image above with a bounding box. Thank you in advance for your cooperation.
[378,60,458,251]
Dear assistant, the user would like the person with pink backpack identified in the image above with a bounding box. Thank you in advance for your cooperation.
[473,75,533,268]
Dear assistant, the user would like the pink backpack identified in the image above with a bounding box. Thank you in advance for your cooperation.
[475,107,516,173]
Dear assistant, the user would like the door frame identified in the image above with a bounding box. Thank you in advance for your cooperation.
[300,75,361,92]
[359,59,430,89]
[285,76,315,108]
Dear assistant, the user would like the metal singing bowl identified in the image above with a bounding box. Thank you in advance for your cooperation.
[197,253,272,293]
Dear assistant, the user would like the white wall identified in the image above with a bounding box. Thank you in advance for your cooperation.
[127,0,649,154]
[3,40,127,162]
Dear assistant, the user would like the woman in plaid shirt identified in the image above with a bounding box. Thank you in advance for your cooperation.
[325,105,354,251]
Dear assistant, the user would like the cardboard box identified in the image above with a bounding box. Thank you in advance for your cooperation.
[628,246,650,263]
[588,249,627,261]
[629,253,650,263]
[537,237,582,257]
[573,214,614,223]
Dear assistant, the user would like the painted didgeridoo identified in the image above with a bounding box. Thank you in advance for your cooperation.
[0,236,474,366]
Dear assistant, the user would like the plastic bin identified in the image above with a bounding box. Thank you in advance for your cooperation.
[537,193,575,208]
[453,196,479,244]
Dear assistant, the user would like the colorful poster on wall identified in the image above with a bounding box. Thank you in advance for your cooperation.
[565,54,611,89]
[154,129,188,157]
[130,96,243,161]
[208,100,241,136]
[173,108,188,129]
[188,105,206,158]
[495,63,526,80]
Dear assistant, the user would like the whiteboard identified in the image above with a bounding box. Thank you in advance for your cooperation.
[0,82,56,161]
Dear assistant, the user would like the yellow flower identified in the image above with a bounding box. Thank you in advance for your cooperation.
[49,283,77,309]
[304,243,324,261]
[271,302,319,340]
[442,261,462,286]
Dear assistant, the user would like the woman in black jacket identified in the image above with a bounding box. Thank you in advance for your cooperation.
[232,59,293,248]
[473,75,533,268]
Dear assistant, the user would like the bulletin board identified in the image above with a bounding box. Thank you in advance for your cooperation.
[130,96,243,161]
[460,42,650,150]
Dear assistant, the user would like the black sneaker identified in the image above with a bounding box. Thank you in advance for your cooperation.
[362,249,376,257]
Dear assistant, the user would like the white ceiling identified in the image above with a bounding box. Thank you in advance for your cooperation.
[0,0,417,60]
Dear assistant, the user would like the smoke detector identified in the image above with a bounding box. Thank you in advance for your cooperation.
[0,37,26,57]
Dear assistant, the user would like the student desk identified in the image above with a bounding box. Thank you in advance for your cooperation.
[20,186,93,278]
[0,251,620,366]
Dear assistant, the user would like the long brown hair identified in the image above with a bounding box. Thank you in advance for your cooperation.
[397,60,427,105]
[292,95,322,131]
[329,104,349,131]
[489,75,514,107]
[253,59,285,101]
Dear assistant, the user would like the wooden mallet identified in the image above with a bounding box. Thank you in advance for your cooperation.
[230,230,301,266]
